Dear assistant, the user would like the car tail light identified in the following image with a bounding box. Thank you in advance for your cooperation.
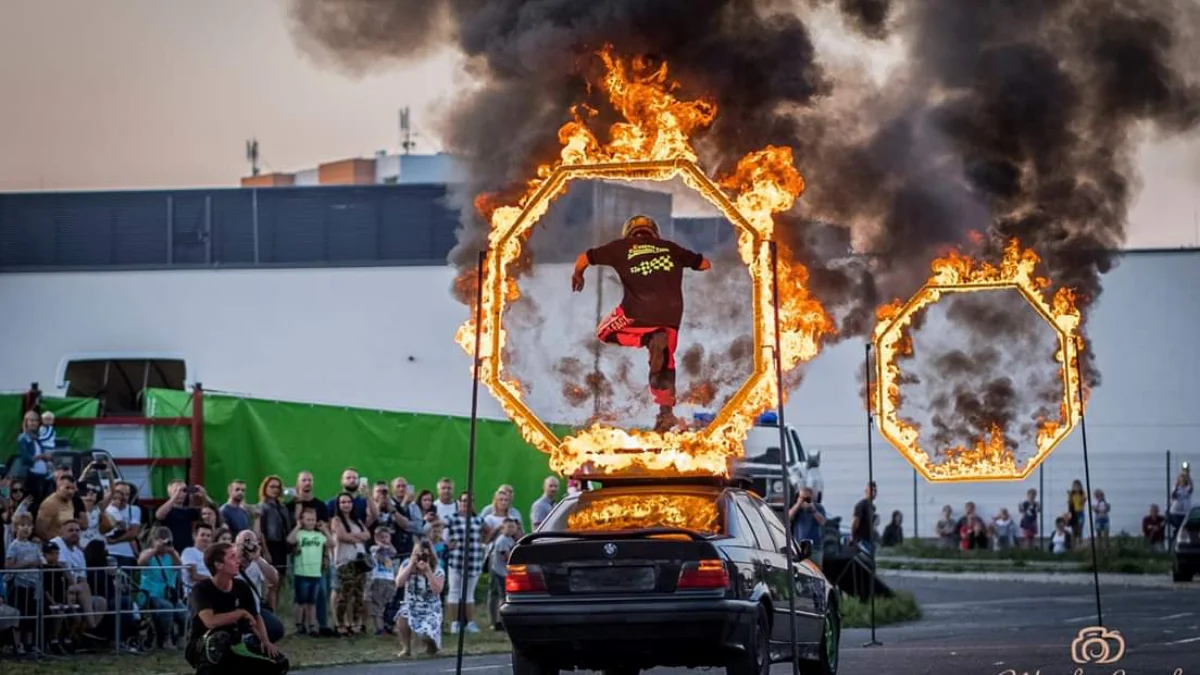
[677,559,729,589]
[505,564,547,593]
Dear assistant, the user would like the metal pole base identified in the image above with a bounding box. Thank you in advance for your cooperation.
[861,639,884,648]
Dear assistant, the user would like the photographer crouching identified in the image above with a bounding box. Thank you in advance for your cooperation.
[186,542,289,675]
[236,530,285,643]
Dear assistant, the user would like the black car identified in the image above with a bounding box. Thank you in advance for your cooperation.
[1173,506,1200,581]
[500,478,841,675]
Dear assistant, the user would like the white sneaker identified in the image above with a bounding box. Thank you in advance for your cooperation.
[466,622,480,633]
[449,622,460,634]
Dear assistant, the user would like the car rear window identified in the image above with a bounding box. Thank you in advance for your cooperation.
[542,490,725,535]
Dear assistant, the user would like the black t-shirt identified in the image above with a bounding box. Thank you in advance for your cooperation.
[162,506,201,550]
[587,237,704,328]
[188,578,259,646]
[286,497,330,523]
[852,498,874,542]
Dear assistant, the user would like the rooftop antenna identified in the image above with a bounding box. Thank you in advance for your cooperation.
[399,107,417,155]
[245,138,260,176]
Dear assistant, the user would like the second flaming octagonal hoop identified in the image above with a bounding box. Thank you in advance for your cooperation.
[872,274,1085,483]
[479,158,779,477]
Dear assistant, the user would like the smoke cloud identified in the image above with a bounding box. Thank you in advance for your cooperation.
[288,0,1200,441]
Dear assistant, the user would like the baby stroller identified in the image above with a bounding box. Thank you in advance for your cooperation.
[118,567,158,653]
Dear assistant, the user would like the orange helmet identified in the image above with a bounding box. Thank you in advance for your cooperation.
[622,214,660,239]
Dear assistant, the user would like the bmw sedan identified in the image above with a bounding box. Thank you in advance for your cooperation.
[500,478,841,675]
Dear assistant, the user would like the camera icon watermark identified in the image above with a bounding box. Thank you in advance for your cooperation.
[1070,626,1126,666]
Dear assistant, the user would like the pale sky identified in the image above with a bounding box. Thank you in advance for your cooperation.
[0,0,1196,248]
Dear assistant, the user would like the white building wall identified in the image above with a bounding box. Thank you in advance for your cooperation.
[0,251,1195,535]
[294,169,319,186]
[374,154,402,183]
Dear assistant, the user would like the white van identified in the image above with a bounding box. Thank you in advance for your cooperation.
[695,411,825,509]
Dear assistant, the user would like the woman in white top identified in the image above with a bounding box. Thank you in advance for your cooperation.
[395,539,445,657]
[1051,517,1070,554]
[480,487,523,542]
[1169,471,1194,538]
[330,492,371,635]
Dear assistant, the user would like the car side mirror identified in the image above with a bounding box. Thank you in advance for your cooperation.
[796,538,813,560]
[806,451,821,469]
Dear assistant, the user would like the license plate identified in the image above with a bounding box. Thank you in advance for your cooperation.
[568,566,656,593]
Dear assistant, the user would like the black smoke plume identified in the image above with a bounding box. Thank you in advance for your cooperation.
[288,0,1200,441]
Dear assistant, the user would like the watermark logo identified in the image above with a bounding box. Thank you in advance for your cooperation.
[1070,626,1126,666]
[998,627,1183,675]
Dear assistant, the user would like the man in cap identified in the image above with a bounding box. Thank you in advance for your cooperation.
[572,214,711,432]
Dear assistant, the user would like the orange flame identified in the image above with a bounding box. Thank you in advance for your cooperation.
[455,45,835,478]
[871,238,1086,482]
[566,494,721,533]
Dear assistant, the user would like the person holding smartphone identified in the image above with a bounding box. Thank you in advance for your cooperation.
[394,540,445,657]
[788,487,827,567]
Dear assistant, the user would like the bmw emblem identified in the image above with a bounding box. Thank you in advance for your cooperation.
[603,543,618,558]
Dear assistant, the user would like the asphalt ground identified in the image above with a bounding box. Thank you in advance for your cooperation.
[301,574,1200,675]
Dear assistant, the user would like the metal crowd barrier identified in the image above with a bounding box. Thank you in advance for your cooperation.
[0,561,195,659]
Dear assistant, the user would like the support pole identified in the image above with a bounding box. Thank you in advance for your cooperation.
[1167,450,1173,551]
[190,383,205,488]
[912,469,918,541]
[769,241,800,675]
[863,343,882,647]
[1078,375,1104,626]
[1039,464,1046,552]
[455,250,487,675]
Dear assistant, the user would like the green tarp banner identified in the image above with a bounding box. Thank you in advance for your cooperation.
[144,389,562,513]
[0,394,100,459]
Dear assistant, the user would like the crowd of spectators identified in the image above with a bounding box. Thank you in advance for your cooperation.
[1,410,567,666]
[888,472,1192,554]
[5,404,1193,668]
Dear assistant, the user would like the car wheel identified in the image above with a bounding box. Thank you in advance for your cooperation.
[137,626,156,653]
[727,605,770,675]
[512,647,559,675]
[1174,564,1194,582]
[800,606,840,675]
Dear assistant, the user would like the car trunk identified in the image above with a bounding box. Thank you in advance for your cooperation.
[509,535,723,596]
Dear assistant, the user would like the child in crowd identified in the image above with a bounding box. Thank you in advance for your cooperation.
[429,521,449,572]
[367,528,398,636]
[5,513,42,654]
[1093,489,1111,546]
[1019,489,1039,548]
[429,521,449,603]
[288,508,330,635]
[40,541,75,653]
[39,411,57,451]
[487,518,518,631]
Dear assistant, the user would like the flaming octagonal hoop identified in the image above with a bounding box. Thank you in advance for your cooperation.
[475,158,792,477]
[871,245,1086,482]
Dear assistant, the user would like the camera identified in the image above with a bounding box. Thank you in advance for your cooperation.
[243,542,259,555]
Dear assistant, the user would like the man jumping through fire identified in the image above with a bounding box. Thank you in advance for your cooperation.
[571,214,711,432]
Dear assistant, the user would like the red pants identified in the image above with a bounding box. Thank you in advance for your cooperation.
[596,306,678,407]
